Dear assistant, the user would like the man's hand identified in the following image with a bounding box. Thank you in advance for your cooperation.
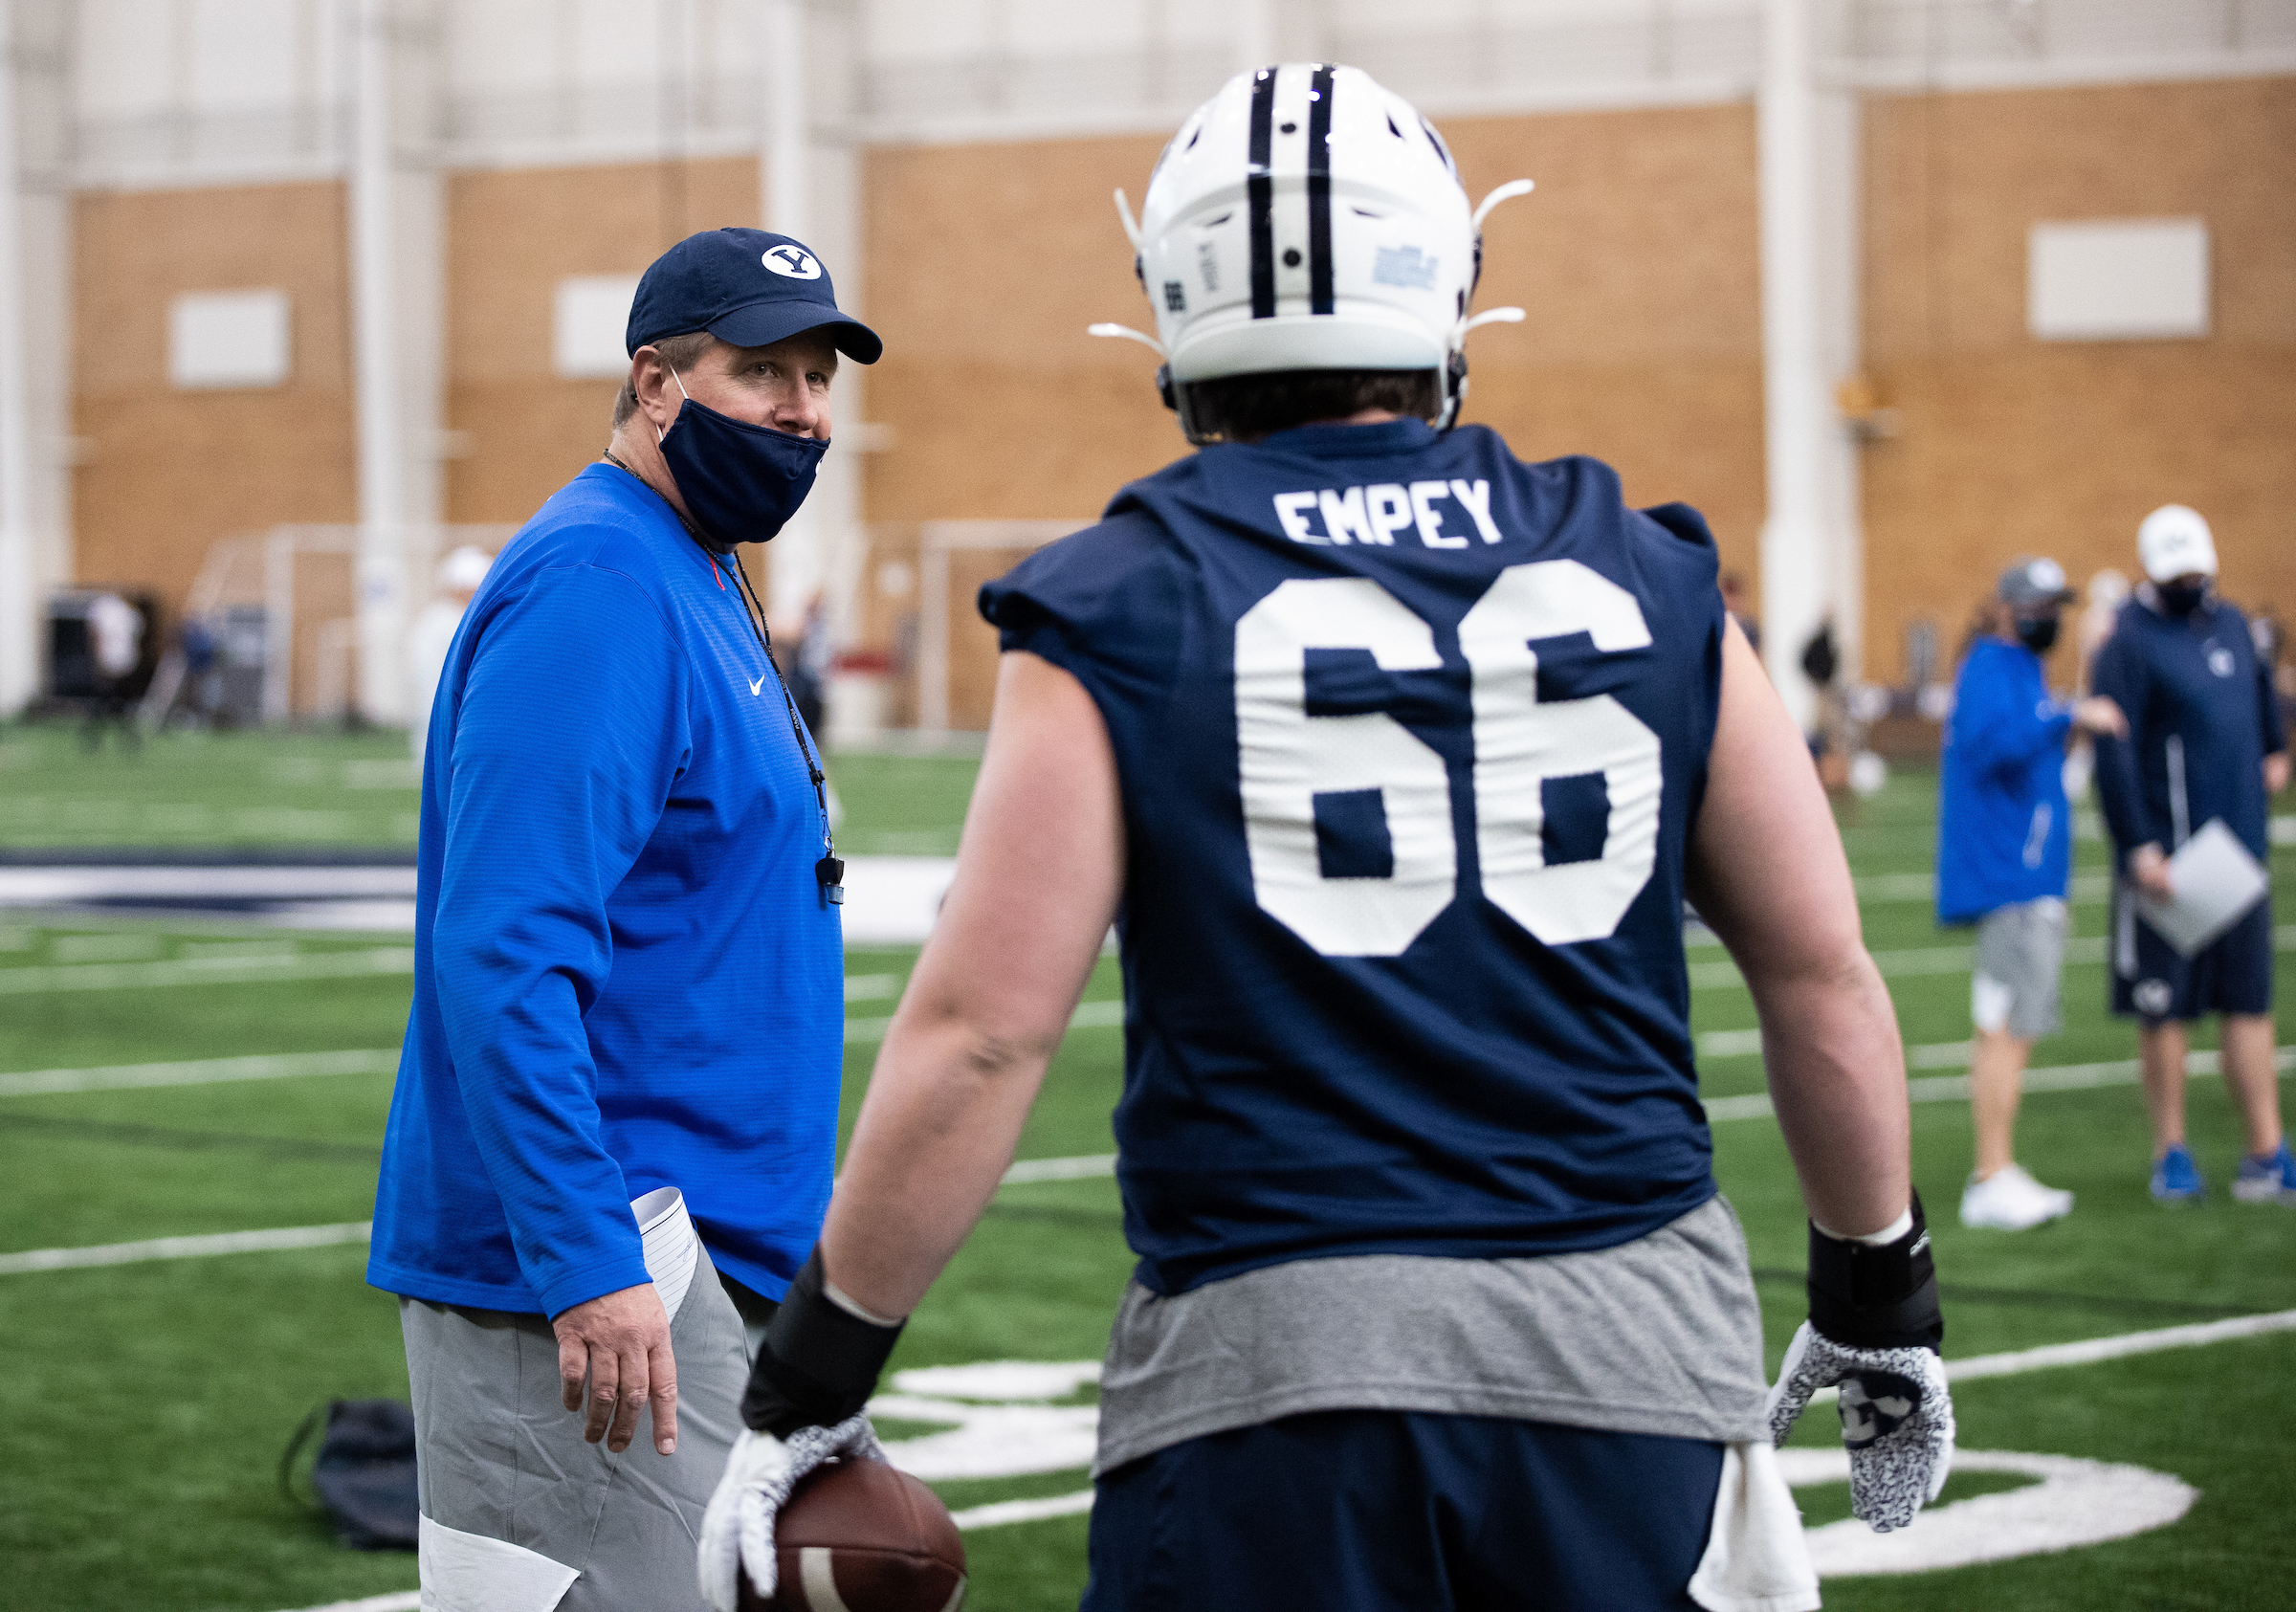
[2129,843,2175,900]
[697,1416,884,1612]
[2071,696,2128,739]
[1766,1199,1954,1532]
[2266,752,2290,797]
[553,1282,677,1455]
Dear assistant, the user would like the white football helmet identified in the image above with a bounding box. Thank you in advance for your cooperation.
[1093,63,1531,442]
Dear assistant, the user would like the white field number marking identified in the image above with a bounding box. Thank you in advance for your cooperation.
[1234,561,1661,958]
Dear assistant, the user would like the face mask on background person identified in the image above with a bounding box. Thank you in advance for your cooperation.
[2155,579,2210,619]
[2014,614,2061,654]
[656,369,829,548]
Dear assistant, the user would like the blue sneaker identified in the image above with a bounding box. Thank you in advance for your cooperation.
[2233,1141,2296,1205]
[2150,1144,2204,1203]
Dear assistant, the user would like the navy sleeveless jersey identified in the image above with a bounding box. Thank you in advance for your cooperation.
[980,418,1726,1295]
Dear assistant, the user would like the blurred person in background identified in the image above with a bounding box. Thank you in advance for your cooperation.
[2062,567,2132,801]
[405,544,493,765]
[81,590,144,750]
[2092,505,2292,1204]
[784,588,831,738]
[1936,558,2128,1229]
[368,226,880,1611]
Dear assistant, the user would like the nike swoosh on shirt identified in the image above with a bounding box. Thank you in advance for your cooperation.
[748,675,765,696]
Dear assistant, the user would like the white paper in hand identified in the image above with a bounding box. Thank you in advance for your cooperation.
[2137,820,2269,958]
[633,1185,700,1322]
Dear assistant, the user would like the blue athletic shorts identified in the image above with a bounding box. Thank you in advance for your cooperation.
[2112,882,2274,1022]
[1080,1410,1724,1612]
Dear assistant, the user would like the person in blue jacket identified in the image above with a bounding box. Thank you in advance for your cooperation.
[367,228,879,1610]
[1937,558,2129,1229]
[2092,504,2292,1204]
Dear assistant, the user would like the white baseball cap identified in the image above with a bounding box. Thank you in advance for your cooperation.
[2136,504,2217,583]
[437,544,494,592]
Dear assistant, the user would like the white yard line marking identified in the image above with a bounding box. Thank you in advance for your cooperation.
[950,1490,1097,1531]
[1945,1308,2296,1381]
[1001,1154,1118,1185]
[270,1596,420,1612]
[0,948,415,994]
[1702,1047,2296,1123]
[0,1049,401,1097]
[0,1222,371,1276]
[1691,925,2296,991]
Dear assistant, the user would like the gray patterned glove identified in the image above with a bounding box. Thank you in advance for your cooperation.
[1766,1321,1954,1530]
[1764,1194,1954,1533]
[696,1413,887,1612]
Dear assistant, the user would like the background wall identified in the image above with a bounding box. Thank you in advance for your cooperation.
[72,181,358,614]
[445,156,762,525]
[1861,74,2296,686]
[856,100,1769,662]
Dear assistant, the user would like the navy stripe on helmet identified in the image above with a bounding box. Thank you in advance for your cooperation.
[1307,64,1335,315]
[1247,68,1277,320]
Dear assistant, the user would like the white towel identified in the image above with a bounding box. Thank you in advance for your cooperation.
[631,1186,700,1323]
[1687,1440,1822,1612]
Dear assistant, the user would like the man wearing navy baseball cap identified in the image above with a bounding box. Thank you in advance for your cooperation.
[370,228,880,1612]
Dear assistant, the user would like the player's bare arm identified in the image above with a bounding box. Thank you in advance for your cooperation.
[1688,613,1953,1530]
[1684,614,1910,1237]
[821,650,1125,1316]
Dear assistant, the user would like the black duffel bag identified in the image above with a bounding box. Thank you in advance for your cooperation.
[280,1399,419,1550]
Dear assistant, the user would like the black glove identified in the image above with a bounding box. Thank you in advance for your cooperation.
[1766,1193,1955,1532]
[740,1247,905,1438]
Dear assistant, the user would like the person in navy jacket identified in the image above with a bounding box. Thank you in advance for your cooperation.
[369,228,880,1610]
[2091,504,2291,1204]
[1937,558,2128,1229]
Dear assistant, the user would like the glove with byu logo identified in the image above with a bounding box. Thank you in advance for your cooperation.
[697,1248,907,1612]
[1765,1194,1954,1532]
[697,1414,885,1612]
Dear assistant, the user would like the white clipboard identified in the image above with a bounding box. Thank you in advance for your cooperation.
[2136,819,2269,959]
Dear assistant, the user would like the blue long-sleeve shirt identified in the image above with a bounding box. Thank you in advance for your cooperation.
[1936,635,2075,923]
[368,464,843,1317]
[2091,592,2285,866]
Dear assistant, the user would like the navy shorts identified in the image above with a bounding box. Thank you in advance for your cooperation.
[1081,1411,1724,1612]
[2112,881,2274,1022]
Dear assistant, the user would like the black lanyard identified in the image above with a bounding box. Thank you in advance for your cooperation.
[720,546,844,904]
[601,453,844,904]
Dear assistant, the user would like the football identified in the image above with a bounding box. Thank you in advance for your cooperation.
[740,1457,967,1612]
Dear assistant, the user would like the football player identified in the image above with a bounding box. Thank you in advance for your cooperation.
[702,64,1953,1612]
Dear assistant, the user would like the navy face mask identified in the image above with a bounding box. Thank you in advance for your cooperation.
[2014,614,2061,654]
[656,369,828,547]
[2156,579,2209,618]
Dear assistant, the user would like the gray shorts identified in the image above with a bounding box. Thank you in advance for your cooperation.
[1972,896,2066,1040]
[399,1242,751,1612]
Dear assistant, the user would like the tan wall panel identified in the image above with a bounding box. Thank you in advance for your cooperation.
[72,181,358,615]
[860,103,1767,646]
[1861,77,2296,684]
[445,156,762,524]
[860,133,1181,526]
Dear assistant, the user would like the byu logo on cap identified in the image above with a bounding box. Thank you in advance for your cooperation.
[762,244,822,280]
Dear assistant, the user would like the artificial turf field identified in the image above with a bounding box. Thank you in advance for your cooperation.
[1,726,2291,1610]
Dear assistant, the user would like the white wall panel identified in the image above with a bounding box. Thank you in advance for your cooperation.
[189,0,303,110]
[2028,219,2211,342]
[168,290,293,389]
